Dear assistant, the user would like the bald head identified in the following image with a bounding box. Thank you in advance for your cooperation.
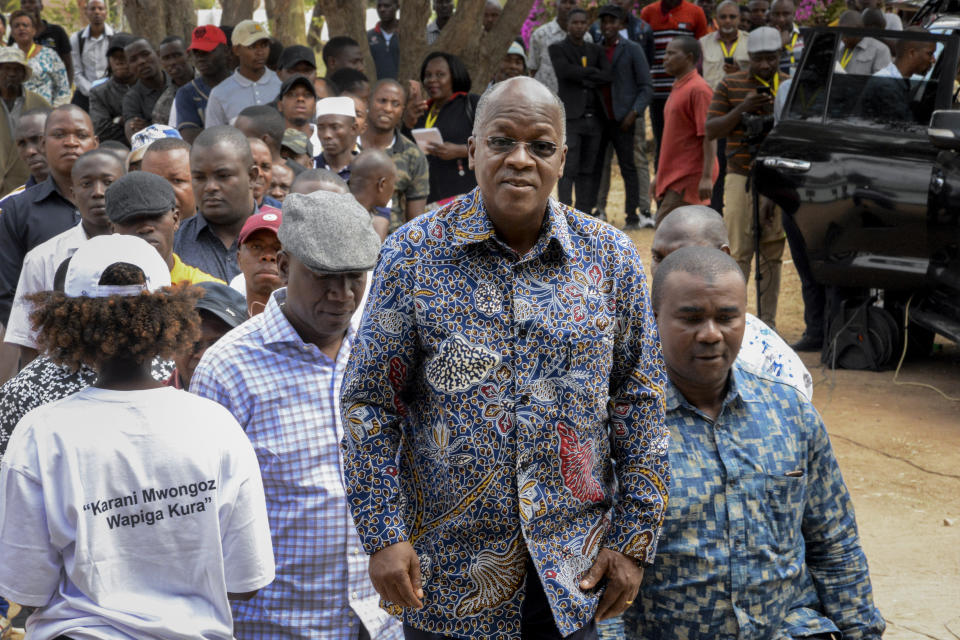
[474,76,566,142]
[290,168,349,195]
[651,206,730,274]
[350,149,396,190]
[192,125,254,167]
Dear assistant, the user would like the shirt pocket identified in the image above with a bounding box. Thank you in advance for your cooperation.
[764,471,807,553]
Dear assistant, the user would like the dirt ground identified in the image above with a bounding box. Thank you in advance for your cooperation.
[600,170,960,639]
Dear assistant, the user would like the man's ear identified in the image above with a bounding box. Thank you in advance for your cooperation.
[467,135,476,170]
[171,206,181,232]
[277,250,290,286]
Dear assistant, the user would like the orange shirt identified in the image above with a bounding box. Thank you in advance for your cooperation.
[656,70,718,200]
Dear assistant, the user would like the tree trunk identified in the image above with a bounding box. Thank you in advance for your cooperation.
[220,0,257,27]
[397,0,537,88]
[122,0,196,43]
[306,3,326,53]
[315,0,373,78]
[396,0,432,83]
[265,0,307,46]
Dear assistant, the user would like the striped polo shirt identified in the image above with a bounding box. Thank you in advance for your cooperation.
[708,70,788,175]
[641,0,709,99]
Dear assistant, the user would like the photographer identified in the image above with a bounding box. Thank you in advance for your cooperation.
[706,26,787,327]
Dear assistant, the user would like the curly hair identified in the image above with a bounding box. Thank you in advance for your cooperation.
[27,263,202,372]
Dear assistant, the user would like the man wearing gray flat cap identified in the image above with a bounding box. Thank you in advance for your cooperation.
[106,171,222,285]
[190,189,401,640]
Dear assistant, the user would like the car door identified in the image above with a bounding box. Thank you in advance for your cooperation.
[756,27,959,291]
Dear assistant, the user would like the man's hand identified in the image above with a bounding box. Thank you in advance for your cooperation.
[619,110,638,132]
[760,195,777,226]
[722,61,740,75]
[579,548,644,621]
[404,80,428,129]
[741,90,773,114]
[369,541,424,609]
[698,175,714,202]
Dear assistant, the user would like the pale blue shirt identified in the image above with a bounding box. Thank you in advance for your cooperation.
[204,68,282,127]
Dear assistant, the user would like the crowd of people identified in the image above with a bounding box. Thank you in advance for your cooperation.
[0,0,899,638]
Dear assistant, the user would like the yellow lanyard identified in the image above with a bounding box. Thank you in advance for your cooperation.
[26,43,36,59]
[840,47,854,68]
[784,31,798,65]
[754,73,779,96]
[424,104,440,129]
[719,39,738,59]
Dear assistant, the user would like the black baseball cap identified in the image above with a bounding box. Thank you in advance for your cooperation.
[107,33,135,57]
[278,45,316,71]
[194,282,248,329]
[280,75,318,99]
[597,4,625,20]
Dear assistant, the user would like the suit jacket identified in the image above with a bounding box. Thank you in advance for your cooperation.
[603,37,653,122]
[0,90,51,196]
[590,15,655,70]
[549,38,612,121]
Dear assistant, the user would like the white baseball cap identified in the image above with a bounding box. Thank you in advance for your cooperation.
[65,234,171,298]
[747,27,783,54]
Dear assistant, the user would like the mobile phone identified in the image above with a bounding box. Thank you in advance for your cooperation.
[757,86,772,96]
[724,56,734,64]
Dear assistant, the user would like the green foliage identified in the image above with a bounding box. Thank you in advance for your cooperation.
[42,1,85,33]
[195,0,216,9]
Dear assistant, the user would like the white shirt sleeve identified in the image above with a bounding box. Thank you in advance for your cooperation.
[204,90,227,128]
[3,251,46,349]
[0,441,63,606]
[71,32,92,96]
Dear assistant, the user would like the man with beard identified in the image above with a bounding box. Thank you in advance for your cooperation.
[0,47,49,196]
[359,79,429,230]
[313,96,358,180]
[175,125,258,282]
[176,26,232,144]
[121,38,170,141]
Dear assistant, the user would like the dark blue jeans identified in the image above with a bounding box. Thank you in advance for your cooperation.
[403,558,598,640]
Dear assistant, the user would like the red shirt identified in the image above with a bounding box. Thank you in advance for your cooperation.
[641,0,709,98]
[655,70,718,200]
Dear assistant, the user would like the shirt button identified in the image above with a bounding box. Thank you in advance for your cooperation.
[518,327,528,339]
[352,591,359,600]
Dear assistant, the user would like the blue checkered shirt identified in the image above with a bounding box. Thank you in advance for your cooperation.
[625,363,885,640]
[190,289,402,640]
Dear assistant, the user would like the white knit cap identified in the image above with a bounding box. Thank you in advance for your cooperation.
[315,96,356,119]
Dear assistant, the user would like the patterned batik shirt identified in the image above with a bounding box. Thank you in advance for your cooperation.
[189,289,402,640]
[340,188,670,638]
[624,363,885,640]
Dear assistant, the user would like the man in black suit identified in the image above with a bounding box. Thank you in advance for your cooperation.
[550,8,611,211]
[589,4,652,229]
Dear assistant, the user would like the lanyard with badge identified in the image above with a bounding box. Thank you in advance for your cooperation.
[720,39,738,60]
[840,47,854,68]
[754,73,779,96]
[784,31,799,66]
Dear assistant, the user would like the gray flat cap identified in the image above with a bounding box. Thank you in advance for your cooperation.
[278,190,381,272]
[105,171,177,223]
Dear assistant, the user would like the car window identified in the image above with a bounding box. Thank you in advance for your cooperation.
[784,28,952,132]
[784,31,836,123]
[829,33,943,132]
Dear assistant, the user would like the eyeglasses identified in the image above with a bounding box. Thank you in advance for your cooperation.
[485,136,559,159]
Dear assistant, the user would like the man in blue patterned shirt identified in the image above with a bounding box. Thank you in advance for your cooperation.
[625,246,884,640]
[340,76,670,640]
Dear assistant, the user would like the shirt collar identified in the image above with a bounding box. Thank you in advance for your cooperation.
[448,187,574,258]
[190,204,258,241]
[32,176,68,204]
[664,361,757,416]
[232,69,273,87]
[260,288,355,354]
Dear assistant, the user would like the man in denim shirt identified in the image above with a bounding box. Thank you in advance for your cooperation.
[626,246,884,640]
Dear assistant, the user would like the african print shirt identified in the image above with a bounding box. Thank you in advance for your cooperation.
[341,188,670,638]
[624,363,885,640]
[24,45,71,107]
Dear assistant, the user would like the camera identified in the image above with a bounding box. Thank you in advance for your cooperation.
[741,112,775,145]
[724,56,734,64]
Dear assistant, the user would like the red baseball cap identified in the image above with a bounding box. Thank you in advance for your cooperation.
[238,208,282,246]
[188,25,227,52]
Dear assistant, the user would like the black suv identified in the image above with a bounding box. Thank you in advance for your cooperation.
[756,24,960,359]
